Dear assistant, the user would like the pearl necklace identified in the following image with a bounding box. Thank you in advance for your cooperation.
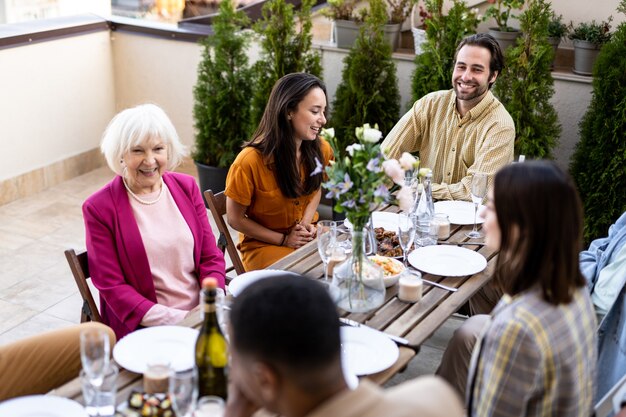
[123,176,164,205]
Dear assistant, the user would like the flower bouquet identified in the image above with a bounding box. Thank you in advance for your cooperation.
[317,124,418,312]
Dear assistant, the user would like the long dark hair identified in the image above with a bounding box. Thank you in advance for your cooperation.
[493,161,586,305]
[247,73,326,198]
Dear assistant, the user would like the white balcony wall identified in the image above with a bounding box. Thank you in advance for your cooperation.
[0,30,115,182]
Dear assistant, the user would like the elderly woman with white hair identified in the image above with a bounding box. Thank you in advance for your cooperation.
[83,103,225,339]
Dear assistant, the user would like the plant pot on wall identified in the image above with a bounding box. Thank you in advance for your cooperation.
[383,23,402,50]
[334,19,362,48]
[572,39,600,76]
[195,162,228,207]
[488,28,522,51]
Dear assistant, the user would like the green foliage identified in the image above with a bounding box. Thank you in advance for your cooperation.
[192,0,253,167]
[330,0,400,155]
[250,0,322,129]
[321,0,358,21]
[570,4,626,243]
[411,0,480,101]
[547,12,568,39]
[568,18,612,45]
[485,0,525,31]
[386,0,418,24]
[493,0,560,159]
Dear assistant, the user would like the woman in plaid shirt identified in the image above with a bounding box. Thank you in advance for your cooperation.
[438,161,597,416]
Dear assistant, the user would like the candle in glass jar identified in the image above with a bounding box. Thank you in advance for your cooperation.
[429,213,451,240]
[143,361,171,394]
[398,271,423,303]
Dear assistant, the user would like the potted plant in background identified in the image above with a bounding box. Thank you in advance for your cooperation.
[322,0,363,48]
[485,0,525,51]
[494,0,560,159]
[411,0,480,101]
[330,0,400,153]
[568,18,612,76]
[250,0,322,128]
[570,0,626,244]
[385,0,419,50]
[547,12,568,68]
[192,0,253,197]
[411,4,432,54]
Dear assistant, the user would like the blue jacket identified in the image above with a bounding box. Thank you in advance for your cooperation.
[580,211,626,399]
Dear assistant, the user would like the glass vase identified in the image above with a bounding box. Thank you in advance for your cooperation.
[332,229,385,313]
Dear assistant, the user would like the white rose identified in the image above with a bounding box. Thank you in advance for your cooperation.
[321,127,335,138]
[346,143,364,156]
[382,159,405,185]
[362,127,383,143]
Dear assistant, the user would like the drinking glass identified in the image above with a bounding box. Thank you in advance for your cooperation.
[398,213,416,266]
[80,328,111,388]
[169,368,198,417]
[317,220,337,282]
[466,173,488,238]
[196,396,225,417]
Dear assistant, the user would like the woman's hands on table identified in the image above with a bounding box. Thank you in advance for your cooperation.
[284,223,315,249]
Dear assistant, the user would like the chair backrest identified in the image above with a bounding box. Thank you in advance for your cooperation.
[595,373,626,417]
[64,249,102,323]
[204,189,246,276]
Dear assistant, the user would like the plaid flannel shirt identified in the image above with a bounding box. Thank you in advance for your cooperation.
[468,287,597,417]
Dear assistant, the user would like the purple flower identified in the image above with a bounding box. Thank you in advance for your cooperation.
[337,173,353,195]
[374,184,389,199]
[341,199,356,208]
[367,157,381,172]
[310,157,323,176]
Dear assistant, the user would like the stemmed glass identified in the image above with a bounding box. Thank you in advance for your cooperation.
[398,213,416,266]
[466,173,488,238]
[317,220,337,282]
[169,368,199,417]
[80,328,111,389]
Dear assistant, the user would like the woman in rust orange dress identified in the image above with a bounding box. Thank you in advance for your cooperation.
[225,73,333,271]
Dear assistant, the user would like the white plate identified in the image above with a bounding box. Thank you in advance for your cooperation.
[344,211,400,231]
[227,269,300,297]
[0,395,88,417]
[408,245,487,277]
[113,326,198,373]
[434,201,486,225]
[340,326,399,376]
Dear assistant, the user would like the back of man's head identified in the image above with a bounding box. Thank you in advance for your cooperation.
[230,274,341,378]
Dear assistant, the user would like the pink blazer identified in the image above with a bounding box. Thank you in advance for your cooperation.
[83,172,225,339]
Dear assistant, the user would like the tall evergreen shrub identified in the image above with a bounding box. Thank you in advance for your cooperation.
[192,0,252,167]
[250,0,322,129]
[493,0,560,158]
[330,0,400,154]
[411,0,479,101]
[570,0,626,243]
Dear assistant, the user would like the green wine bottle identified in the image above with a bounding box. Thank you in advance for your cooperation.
[195,277,228,399]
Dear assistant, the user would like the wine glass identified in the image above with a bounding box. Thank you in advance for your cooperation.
[317,220,337,282]
[80,328,111,388]
[169,368,199,417]
[466,173,488,238]
[398,213,416,266]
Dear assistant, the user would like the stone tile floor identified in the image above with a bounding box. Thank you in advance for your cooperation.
[0,166,462,384]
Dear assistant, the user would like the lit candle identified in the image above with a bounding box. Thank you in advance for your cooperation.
[429,213,451,240]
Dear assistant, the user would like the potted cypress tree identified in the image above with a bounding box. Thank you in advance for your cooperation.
[570,0,626,243]
[250,0,322,129]
[493,0,560,159]
[192,0,253,196]
[411,0,480,101]
[568,18,612,76]
[330,0,400,152]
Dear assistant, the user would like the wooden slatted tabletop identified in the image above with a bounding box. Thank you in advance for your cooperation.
[52,204,496,405]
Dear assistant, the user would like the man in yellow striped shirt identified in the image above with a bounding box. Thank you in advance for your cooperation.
[381,33,515,201]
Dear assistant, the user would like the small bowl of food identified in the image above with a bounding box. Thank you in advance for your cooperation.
[368,255,405,287]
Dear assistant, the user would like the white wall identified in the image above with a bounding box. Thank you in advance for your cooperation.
[0,30,116,181]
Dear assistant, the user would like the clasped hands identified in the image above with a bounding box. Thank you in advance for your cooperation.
[283,223,316,249]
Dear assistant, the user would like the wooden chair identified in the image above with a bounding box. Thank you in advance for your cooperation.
[64,249,102,323]
[204,189,246,277]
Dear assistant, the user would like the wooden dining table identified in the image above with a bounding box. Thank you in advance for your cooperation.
[52,203,497,409]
